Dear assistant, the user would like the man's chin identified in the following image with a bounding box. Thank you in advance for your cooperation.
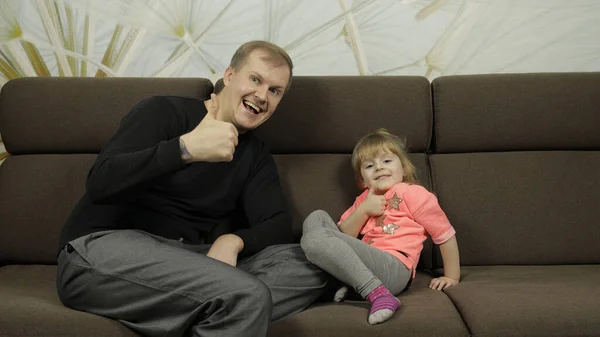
[234,117,266,133]
[232,120,255,134]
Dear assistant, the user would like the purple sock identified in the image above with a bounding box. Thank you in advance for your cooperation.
[366,285,401,324]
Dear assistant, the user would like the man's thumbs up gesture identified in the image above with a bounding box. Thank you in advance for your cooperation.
[179,93,239,163]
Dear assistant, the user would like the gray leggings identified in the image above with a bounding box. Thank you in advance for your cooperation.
[300,210,411,298]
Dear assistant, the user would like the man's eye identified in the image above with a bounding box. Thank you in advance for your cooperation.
[251,77,259,83]
[269,88,280,95]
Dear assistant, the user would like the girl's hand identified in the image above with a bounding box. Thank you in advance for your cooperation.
[360,189,387,217]
[429,276,458,291]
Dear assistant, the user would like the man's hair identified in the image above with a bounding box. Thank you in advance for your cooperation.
[351,128,419,188]
[229,40,293,92]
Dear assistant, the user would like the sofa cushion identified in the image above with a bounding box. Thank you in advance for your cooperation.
[432,73,600,153]
[255,76,433,153]
[0,265,138,337]
[268,272,469,337]
[429,151,600,266]
[0,155,96,264]
[0,77,213,154]
[0,268,466,337]
[444,265,600,337]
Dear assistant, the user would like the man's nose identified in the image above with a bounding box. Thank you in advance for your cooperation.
[255,85,268,102]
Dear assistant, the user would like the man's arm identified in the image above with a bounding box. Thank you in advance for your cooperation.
[88,93,238,205]
[207,233,245,267]
[234,147,293,256]
[86,96,186,204]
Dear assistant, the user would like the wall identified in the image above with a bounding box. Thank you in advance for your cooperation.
[1,0,599,161]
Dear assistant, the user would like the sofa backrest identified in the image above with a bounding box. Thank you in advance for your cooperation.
[430,73,600,266]
[13,74,598,269]
[0,77,213,264]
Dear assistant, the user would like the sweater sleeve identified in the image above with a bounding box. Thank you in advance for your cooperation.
[86,96,187,204]
[234,144,293,256]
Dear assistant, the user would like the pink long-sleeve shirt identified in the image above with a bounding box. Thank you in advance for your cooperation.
[339,183,456,277]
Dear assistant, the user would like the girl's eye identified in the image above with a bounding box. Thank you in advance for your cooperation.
[384,159,391,163]
[365,164,373,169]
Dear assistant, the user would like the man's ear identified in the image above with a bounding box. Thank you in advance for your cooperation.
[223,66,234,85]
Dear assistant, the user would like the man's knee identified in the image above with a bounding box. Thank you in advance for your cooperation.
[222,273,272,313]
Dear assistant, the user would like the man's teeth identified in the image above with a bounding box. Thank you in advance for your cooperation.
[244,101,261,113]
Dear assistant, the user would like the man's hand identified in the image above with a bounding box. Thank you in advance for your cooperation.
[180,93,239,163]
[359,188,387,217]
[206,234,244,267]
[429,276,459,291]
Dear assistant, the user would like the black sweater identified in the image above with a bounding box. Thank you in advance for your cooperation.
[58,96,292,256]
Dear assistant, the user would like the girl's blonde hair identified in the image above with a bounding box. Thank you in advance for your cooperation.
[351,128,419,188]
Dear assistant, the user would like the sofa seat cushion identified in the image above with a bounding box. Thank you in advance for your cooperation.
[444,265,600,337]
[1,267,468,337]
[0,265,138,337]
[268,272,469,337]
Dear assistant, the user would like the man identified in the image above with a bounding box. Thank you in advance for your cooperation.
[56,41,329,337]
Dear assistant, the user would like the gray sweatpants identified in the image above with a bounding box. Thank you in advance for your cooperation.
[56,229,329,337]
[300,210,411,299]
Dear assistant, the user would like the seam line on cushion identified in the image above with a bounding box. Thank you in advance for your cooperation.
[444,292,474,336]
[433,79,442,153]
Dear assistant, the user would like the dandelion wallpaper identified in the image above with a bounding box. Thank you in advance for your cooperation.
[0,0,599,162]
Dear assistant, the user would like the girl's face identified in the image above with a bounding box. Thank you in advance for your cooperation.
[359,150,405,195]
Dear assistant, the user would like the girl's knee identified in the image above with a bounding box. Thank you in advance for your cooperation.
[302,210,332,232]
[300,234,314,255]
[307,210,331,223]
[300,232,331,264]
[300,233,319,260]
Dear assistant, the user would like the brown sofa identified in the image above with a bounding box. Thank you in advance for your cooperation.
[1,73,599,337]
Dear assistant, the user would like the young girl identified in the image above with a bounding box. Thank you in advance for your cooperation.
[300,129,460,325]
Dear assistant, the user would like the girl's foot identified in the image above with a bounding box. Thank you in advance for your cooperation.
[333,286,349,302]
[366,284,401,325]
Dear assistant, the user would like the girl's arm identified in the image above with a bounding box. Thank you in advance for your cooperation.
[429,235,461,290]
[338,204,369,237]
[339,189,386,237]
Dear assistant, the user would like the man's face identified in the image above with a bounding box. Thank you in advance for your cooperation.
[220,49,290,133]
